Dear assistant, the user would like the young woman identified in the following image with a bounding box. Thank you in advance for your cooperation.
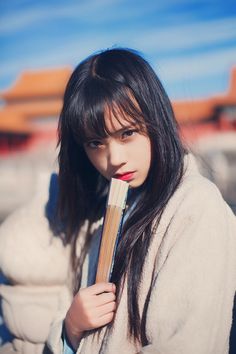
[45,48,236,354]
[0,48,235,354]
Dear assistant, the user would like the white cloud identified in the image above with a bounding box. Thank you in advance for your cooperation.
[129,16,236,53]
[156,46,236,82]
[1,37,235,92]
[0,38,107,82]
[0,0,219,35]
[1,18,236,80]
[0,0,123,34]
[0,0,236,96]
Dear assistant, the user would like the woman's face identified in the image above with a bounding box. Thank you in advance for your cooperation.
[83,109,152,188]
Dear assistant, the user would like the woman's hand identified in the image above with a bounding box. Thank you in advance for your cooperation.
[64,282,116,350]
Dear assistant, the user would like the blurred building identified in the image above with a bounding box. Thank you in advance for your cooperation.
[174,67,236,141]
[0,67,236,219]
[174,68,236,212]
[0,68,71,153]
[0,68,70,221]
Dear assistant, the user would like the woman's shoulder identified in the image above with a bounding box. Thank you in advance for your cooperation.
[157,153,236,243]
[174,153,229,210]
[150,154,236,275]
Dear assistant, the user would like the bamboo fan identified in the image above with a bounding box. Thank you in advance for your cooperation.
[96,178,129,283]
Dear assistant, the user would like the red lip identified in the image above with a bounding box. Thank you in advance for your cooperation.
[114,171,135,181]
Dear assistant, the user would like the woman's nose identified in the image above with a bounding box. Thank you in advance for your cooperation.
[107,142,127,167]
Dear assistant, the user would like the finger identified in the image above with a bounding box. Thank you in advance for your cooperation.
[96,301,116,317]
[96,292,116,306]
[94,312,115,328]
[86,282,115,295]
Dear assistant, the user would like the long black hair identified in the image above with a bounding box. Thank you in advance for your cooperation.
[55,48,186,344]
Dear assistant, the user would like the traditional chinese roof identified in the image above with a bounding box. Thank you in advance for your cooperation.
[1,68,71,101]
[172,67,236,124]
[0,67,71,133]
[0,66,235,133]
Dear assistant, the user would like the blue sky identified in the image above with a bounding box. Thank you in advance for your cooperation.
[0,0,236,99]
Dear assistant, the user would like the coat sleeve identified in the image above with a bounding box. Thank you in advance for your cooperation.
[47,314,85,354]
[139,181,236,354]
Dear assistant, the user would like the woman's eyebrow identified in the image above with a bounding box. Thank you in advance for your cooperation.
[83,124,137,141]
[83,135,103,142]
[109,124,137,136]
[83,132,109,142]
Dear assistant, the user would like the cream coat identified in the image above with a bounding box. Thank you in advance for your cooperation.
[0,155,236,354]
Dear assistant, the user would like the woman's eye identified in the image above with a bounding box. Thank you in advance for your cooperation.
[122,129,137,139]
[86,140,102,149]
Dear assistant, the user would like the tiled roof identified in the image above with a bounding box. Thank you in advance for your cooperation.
[0,66,235,133]
[0,68,71,100]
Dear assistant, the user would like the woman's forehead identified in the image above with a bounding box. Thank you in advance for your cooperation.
[104,106,136,134]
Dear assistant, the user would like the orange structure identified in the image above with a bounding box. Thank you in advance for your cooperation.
[0,68,71,132]
[0,66,235,155]
[0,68,71,155]
[173,67,236,141]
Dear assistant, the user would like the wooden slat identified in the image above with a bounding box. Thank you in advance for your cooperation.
[96,179,129,283]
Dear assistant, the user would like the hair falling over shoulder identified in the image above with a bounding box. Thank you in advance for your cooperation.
[52,47,186,345]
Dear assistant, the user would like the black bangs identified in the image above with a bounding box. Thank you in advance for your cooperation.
[66,76,146,145]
